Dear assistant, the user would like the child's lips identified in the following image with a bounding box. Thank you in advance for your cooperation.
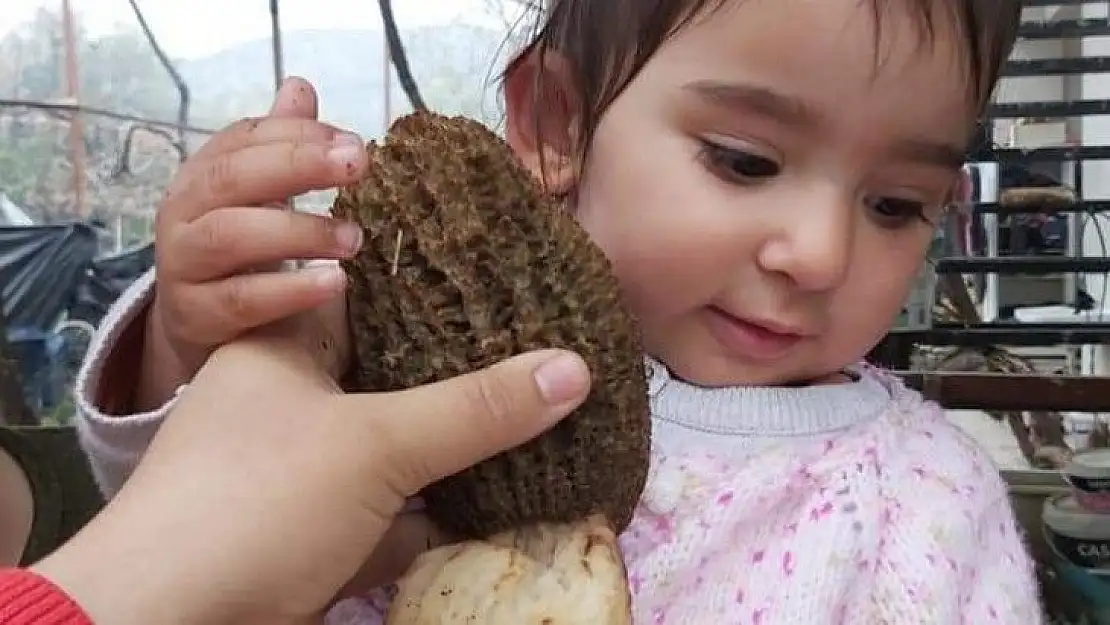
[703,306,806,361]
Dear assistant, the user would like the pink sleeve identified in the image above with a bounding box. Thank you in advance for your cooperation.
[73,259,341,498]
[960,496,1044,623]
[858,399,1043,624]
[73,268,174,498]
[867,487,1042,624]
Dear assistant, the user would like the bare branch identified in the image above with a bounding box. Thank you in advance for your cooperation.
[0,98,215,135]
[125,0,190,151]
[377,0,427,112]
[483,0,540,29]
[111,123,187,180]
[270,0,285,93]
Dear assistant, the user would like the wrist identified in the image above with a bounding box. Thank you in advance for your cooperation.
[30,537,155,625]
[29,518,216,625]
[134,299,197,413]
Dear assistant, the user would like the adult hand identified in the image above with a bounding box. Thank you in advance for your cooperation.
[33,319,592,625]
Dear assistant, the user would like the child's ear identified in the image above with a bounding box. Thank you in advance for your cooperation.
[504,47,581,195]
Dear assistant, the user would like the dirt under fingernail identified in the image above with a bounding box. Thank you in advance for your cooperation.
[327,144,363,172]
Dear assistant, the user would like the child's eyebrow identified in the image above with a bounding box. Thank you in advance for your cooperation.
[887,137,967,171]
[683,79,966,170]
[683,79,819,130]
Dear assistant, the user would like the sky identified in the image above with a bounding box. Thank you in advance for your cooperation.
[0,0,503,59]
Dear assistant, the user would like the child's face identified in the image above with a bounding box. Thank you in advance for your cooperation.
[521,0,974,387]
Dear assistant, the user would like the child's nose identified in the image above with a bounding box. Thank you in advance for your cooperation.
[756,190,853,292]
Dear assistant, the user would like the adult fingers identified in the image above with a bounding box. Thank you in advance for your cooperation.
[163,133,366,223]
[163,208,362,282]
[348,349,591,498]
[167,268,348,346]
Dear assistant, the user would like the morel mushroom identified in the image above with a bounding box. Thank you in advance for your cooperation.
[331,111,651,624]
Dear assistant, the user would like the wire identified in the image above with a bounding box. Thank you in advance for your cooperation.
[0,98,215,136]
[1077,207,1109,322]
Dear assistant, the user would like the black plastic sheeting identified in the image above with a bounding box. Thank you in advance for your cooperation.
[0,223,99,332]
[0,224,153,419]
[70,242,154,326]
[0,223,154,332]
[7,327,68,415]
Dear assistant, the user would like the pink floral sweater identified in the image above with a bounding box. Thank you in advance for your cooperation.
[76,269,1043,624]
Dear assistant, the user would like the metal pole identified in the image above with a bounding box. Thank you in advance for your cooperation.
[268,0,299,219]
[61,0,87,218]
[383,19,391,133]
[269,0,285,93]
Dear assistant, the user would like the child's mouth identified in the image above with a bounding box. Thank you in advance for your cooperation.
[702,306,805,362]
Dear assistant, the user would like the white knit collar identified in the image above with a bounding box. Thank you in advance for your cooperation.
[645,357,893,436]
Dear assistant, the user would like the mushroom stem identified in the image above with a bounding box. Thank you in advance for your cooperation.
[386,515,632,624]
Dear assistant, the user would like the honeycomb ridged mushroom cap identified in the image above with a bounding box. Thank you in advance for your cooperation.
[332,110,652,540]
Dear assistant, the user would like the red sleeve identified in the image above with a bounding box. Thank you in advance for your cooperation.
[0,569,92,625]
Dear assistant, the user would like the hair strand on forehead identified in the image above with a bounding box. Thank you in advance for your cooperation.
[502,0,1021,169]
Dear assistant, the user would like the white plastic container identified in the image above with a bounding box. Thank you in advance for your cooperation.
[1063,448,1110,513]
[1042,494,1110,622]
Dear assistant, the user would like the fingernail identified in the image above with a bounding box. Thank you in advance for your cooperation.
[533,352,589,407]
[306,264,347,292]
[333,132,363,147]
[335,222,363,254]
[327,144,363,172]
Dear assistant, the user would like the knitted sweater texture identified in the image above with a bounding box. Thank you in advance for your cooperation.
[75,268,1042,624]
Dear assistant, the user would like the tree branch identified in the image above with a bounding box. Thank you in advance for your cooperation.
[126,0,190,152]
[270,0,285,93]
[483,0,540,30]
[377,0,426,111]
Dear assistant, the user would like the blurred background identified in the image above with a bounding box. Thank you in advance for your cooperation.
[0,0,534,239]
[0,0,535,424]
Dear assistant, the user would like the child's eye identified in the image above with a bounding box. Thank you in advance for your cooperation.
[698,140,781,184]
[864,196,932,229]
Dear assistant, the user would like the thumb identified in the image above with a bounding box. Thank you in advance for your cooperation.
[269,75,319,119]
[347,349,591,496]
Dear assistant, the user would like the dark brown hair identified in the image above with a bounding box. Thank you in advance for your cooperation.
[504,0,1022,161]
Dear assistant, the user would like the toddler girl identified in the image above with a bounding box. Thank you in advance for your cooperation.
[75,0,1042,622]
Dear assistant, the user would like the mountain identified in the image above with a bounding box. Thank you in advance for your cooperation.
[178,23,511,137]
